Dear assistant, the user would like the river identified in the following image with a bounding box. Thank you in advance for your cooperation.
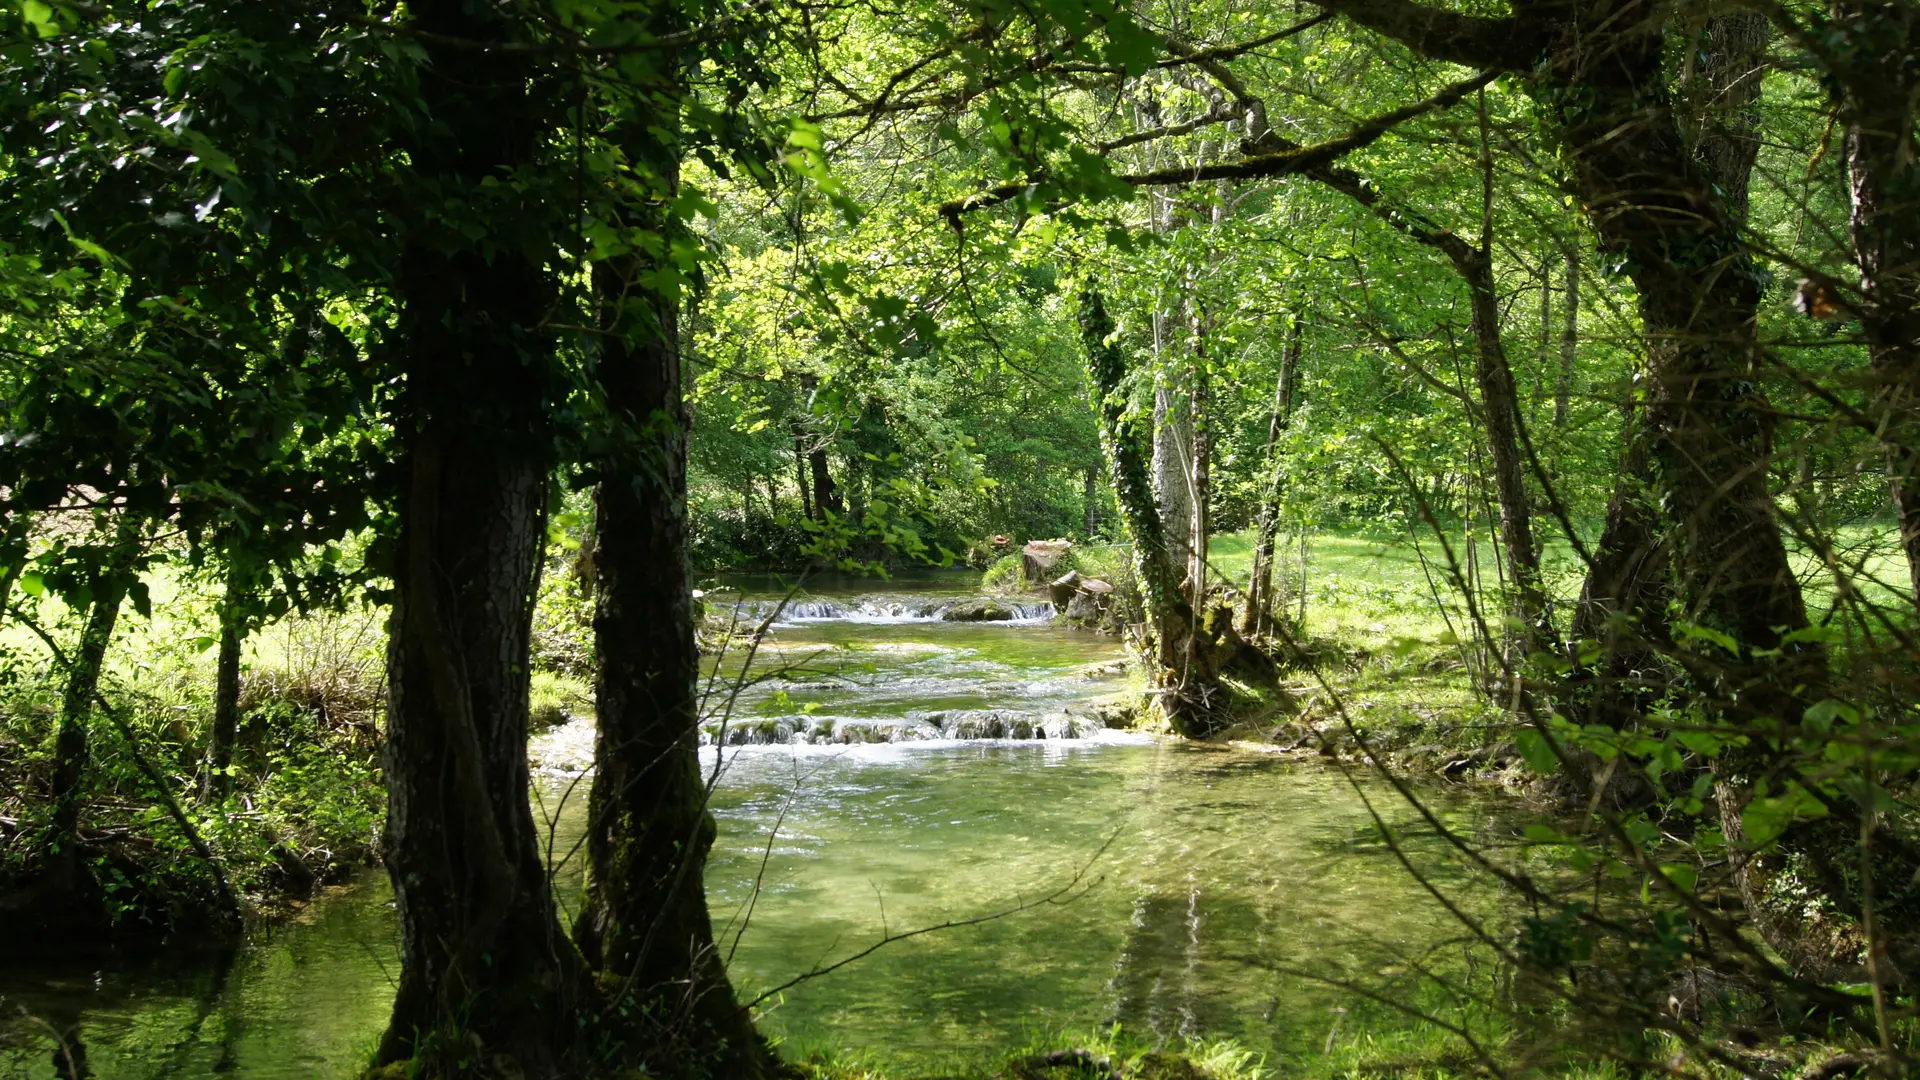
[0,572,1528,1077]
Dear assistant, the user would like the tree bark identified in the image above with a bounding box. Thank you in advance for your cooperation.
[574,107,771,1075]
[0,529,27,623]
[1530,0,1819,708]
[1242,318,1300,638]
[1832,1,1920,607]
[1566,417,1670,730]
[1151,326,1195,576]
[807,445,842,517]
[1461,246,1551,652]
[1187,307,1211,608]
[1566,2,1762,732]
[205,564,247,800]
[1316,0,1856,976]
[1079,288,1212,737]
[1555,244,1576,428]
[1230,108,1548,652]
[1082,465,1100,537]
[375,0,584,1069]
[793,432,813,521]
[50,574,128,840]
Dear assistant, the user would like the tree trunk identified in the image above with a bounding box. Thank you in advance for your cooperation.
[574,111,771,1074]
[1546,0,1892,978]
[793,432,813,521]
[1533,247,1552,427]
[1187,307,1211,609]
[1079,289,1212,737]
[50,575,128,840]
[0,529,27,623]
[807,444,842,517]
[1242,318,1300,638]
[205,565,247,800]
[1082,465,1100,537]
[1459,246,1551,652]
[1835,1,1920,607]
[375,0,584,1069]
[1238,119,1548,652]
[796,376,842,519]
[1555,244,1576,428]
[1151,338,1195,576]
[1566,1,1764,731]
[1537,1,1819,710]
[1566,417,1670,730]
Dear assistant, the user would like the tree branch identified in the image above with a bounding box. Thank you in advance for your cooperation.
[938,68,1497,221]
[1305,0,1544,69]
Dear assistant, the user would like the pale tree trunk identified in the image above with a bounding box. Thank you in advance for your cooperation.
[1555,244,1577,428]
[1532,248,1551,427]
[1242,318,1301,637]
[1082,465,1100,537]
[1080,289,1213,737]
[1233,95,1548,653]
[1188,306,1211,608]
[1152,318,1195,576]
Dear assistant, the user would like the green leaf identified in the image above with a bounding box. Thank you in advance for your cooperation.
[1101,14,1158,76]
[1740,785,1828,847]
[1803,698,1859,732]
[1672,620,1739,655]
[19,0,58,37]
[1515,728,1557,774]
[18,572,45,597]
[1659,863,1698,894]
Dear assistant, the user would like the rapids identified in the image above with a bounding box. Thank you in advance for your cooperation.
[0,572,1528,1076]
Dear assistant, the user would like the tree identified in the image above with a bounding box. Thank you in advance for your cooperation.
[372,0,585,1067]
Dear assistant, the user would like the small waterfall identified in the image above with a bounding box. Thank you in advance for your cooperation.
[716,594,1055,625]
[698,708,1105,746]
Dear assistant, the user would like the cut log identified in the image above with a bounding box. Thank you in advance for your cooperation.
[1049,570,1082,611]
[1021,539,1073,586]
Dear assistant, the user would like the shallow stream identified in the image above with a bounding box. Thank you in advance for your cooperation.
[0,572,1527,1076]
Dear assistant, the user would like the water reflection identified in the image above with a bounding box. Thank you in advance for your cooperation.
[1,606,1530,1077]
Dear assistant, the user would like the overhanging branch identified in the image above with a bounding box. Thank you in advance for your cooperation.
[1305,0,1543,69]
[937,68,1498,223]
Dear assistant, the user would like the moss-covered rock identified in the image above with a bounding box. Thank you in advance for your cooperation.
[941,598,1015,622]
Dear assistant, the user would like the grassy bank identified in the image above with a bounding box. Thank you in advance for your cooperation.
[0,549,602,940]
[1004,524,1913,790]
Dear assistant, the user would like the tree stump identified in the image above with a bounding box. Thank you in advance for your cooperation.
[1022,539,1073,587]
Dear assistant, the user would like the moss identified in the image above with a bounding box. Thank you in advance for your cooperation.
[530,670,590,732]
[981,553,1026,594]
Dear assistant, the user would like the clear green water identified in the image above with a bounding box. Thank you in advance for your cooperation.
[1,587,1526,1076]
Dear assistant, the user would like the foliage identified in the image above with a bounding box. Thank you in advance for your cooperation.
[1,0,1918,1073]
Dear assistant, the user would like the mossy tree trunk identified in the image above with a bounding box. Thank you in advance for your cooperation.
[1078,288,1214,737]
[50,567,129,841]
[374,0,585,1069]
[574,99,773,1076]
[1830,1,1920,607]
[205,562,250,800]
